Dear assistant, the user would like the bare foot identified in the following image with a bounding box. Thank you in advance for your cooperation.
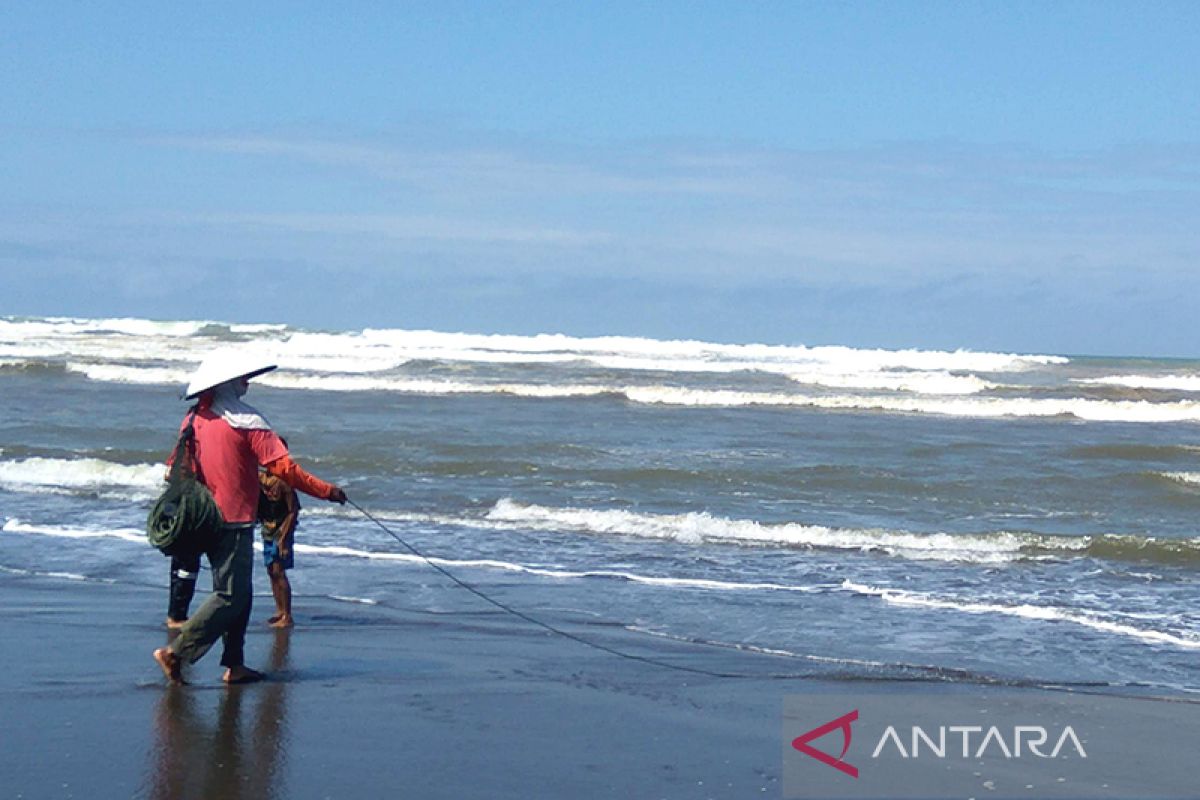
[266,613,282,625]
[165,617,187,630]
[268,614,294,629]
[153,647,186,685]
[223,666,265,685]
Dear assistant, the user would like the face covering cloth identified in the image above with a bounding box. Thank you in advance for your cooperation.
[208,379,273,431]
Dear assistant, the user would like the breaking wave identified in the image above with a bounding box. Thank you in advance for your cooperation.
[786,369,996,395]
[1,314,1062,386]
[4,517,1196,653]
[484,499,1200,567]
[1078,374,1200,393]
[0,457,163,495]
[841,581,1200,650]
[1,518,147,545]
[1159,472,1200,488]
[4,454,1197,569]
[44,365,1200,423]
[0,517,826,594]
[65,363,192,385]
[19,314,1200,422]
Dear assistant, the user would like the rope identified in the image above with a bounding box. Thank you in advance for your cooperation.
[348,499,762,679]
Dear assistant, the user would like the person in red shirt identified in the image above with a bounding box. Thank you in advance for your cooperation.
[154,350,346,685]
[166,437,339,630]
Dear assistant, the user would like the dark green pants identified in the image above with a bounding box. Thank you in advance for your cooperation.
[168,524,254,668]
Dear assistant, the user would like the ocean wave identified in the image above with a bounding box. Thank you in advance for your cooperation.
[0,564,117,583]
[622,625,1099,686]
[327,594,380,605]
[786,369,996,395]
[0,516,829,594]
[257,373,615,397]
[841,581,1200,651]
[309,501,1200,568]
[1158,472,1200,488]
[0,316,209,339]
[1,518,146,545]
[1078,374,1200,393]
[358,328,1065,373]
[622,388,1200,422]
[49,360,1200,423]
[78,318,211,337]
[0,457,163,493]
[241,378,1200,423]
[65,362,192,385]
[484,499,1200,567]
[2,315,1065,386]
[0,358,70,376]
[295,540,832,592]
[484,499,1040,563]
[5,514,1197,654]
[1071,444,1200,462]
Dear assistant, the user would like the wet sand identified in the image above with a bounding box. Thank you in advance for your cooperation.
[0,572,789,799]
[1,571,1196,800]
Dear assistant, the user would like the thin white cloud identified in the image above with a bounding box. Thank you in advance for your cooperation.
[10,132,1195,293]
[153,134,770,198]
[187,211,610,246]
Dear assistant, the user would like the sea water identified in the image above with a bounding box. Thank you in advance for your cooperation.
[1,316,1197,692]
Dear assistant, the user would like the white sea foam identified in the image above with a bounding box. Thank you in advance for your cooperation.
[622,387,1200,421]
[29,314,1182,422]
[1160,472,1200,487]
[0,457,163,492]
[328,594,380,605]
[0,316,208,338]
[229,323,290,334]
[1,518,146,545]
[4,513,1194,652]
[0,513,833,594]
[0,564,118,583]
[292,541,825,592]
[305,502,1079,567]
[1,314,1064,382]
[60,362,1191,423]
[841,581,1200,650]
[275,378,1200,422]
[483,499,1051,563]
[0,342,60,359]
[65,363,192,385]
[258,373,614,398]
[348,329,1069,380]
[786,370,997,396]
[1078,374,1200,392]
[84,318,211,337]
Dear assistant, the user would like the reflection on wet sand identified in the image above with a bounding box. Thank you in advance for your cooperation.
[143,630,292,800]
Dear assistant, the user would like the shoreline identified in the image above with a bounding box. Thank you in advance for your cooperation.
[2,571,1197,799]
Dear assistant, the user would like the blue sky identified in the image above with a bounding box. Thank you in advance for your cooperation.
[2,2,1197,356]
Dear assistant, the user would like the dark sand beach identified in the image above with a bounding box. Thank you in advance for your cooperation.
[3,571,1198,800]
[1,572,787,799]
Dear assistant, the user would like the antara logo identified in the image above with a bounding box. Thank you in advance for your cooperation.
[872,725,1088,760]
[791,709,860,778]
[791,710,1088,780]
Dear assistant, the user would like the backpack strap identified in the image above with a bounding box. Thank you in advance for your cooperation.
[167,406,202,485]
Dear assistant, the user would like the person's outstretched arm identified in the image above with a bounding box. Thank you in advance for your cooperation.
[264,454,347,504]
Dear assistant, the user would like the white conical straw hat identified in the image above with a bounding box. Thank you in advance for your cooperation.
[184,347,278,399]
